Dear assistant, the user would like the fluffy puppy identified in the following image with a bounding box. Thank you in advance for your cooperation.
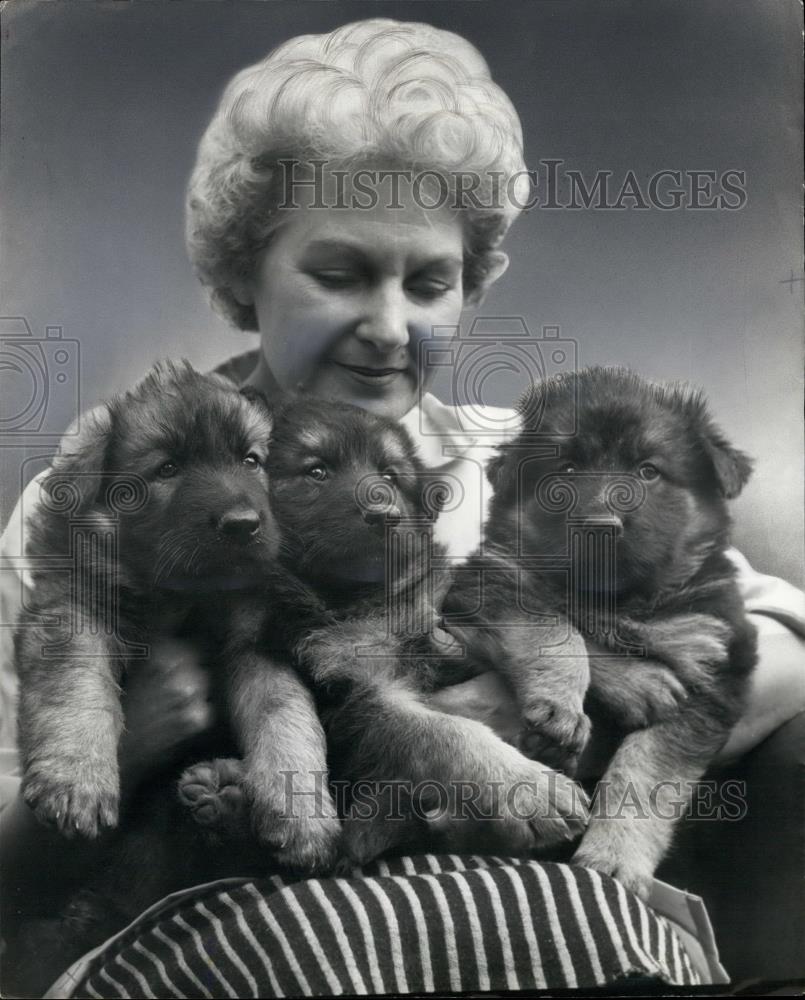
[445,367,757,896]
[15,362,337,868]
[190,397,587,868]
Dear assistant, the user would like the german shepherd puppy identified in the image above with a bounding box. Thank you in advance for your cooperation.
[444,367,757,897]
[189,397,588,868]
[15,362,339,869]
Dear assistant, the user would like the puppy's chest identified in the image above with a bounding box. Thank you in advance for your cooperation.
[120,593,212,645]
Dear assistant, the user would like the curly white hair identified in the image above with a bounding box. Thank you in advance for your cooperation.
[185,18,528,330]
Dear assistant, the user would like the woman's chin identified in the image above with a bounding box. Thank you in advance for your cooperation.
[304,369,419,420]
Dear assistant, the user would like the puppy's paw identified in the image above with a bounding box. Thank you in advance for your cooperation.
[640,613,732,684]
[178,758,249,837]
[508,758,590,850]
[22,758,119,838]
[339,810,419,868]
[257,809,342,874]
[248,772,341,874]
[600,663,689,730]
[518,699,591,775]
[424,754,589,857]
[572,839,654,901]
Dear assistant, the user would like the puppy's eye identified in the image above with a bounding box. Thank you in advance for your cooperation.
[381,469,397,482]
[243,453,262,469]
[157,461,179,479]
[638,463,661,482]
[560,463,577,474]
[306,465,328,482]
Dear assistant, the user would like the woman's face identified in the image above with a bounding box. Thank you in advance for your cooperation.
[238,175,467,420]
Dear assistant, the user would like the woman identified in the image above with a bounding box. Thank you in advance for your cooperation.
[2,17,804,994]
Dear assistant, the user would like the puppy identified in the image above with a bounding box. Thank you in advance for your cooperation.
[190,397,588,868]
[445,367,757,896]
[15,361,338,868]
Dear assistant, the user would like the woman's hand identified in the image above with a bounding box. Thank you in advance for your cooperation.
[119,639,214,789]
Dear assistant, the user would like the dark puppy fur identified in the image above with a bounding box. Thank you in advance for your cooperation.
[7,367,344,994]
[16,361,338,863]
[193,397,587,869]
[445,366,757,896]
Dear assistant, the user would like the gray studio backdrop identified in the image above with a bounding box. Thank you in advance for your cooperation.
[1,0,803,584]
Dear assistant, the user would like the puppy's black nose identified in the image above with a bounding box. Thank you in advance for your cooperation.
[362,505,402,527]
[218,508,261,544]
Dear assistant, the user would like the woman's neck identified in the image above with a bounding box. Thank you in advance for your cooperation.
[242,353,283,399]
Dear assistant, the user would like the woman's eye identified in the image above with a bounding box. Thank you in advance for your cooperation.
[243,453,262,469]
[306,465,328,482]
[638,463,661,482]
[407,279,452,300]
[314,270,359,289]
[157,461,179,479]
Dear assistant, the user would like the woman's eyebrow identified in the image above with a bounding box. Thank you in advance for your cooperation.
[300,239,462,271]
[301,239,366,261]
[410,254,464,272]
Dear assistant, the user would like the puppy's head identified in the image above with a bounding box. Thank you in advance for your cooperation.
[267,398,431,584]
[487,367,753,593]
[43,361,278,590]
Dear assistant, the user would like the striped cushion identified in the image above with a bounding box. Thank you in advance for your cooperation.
[66,856,701,998]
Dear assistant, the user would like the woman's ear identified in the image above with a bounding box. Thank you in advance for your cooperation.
[230,277,254,306]
[464,251,510,307]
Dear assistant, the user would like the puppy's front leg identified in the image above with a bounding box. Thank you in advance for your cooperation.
[572,705,732,899]
[585,614,733,730]
[17,627,123,838]
[226,646,340,872]
[328,680,588,867]
[587,652,689,730]
[497,616,591,774]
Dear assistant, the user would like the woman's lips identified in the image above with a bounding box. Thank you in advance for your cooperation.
[334,361,408,387]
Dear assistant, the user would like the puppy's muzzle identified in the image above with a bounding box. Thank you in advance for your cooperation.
[578,514,623,537]
[361,503,402,528]
[217,506,262,545]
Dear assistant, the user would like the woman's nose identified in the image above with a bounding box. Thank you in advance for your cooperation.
[354,284,410,351]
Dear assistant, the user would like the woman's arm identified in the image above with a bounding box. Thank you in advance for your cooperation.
[715,611,805,763]
[429,612,805,774]
[1,473,47,750]
[716,550,805,761]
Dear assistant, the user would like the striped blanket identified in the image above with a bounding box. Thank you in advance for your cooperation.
[50,855,711,998]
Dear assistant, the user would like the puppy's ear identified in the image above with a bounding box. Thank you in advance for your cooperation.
[684,393,753,499]
[239,384,269,407]
[701,429,753,499]
[44,406,113,512]
[240,385,282,421]
[486,446,517,493]
[240,385,276,413]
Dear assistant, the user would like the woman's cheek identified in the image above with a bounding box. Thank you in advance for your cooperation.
[261,313,339,388]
